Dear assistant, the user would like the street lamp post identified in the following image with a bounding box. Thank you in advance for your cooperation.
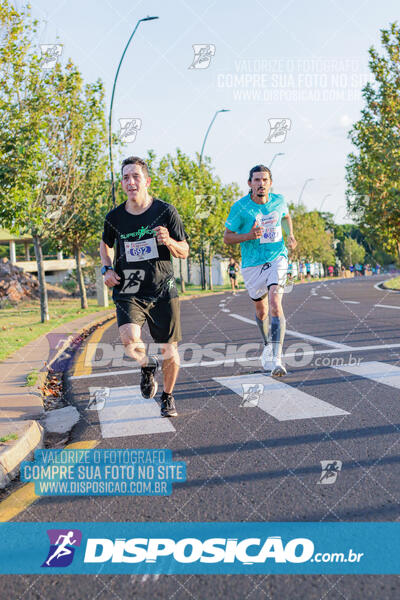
[319,193,332,212]
[199,109,230,166]
[298,178,314,206]
[198,109,230,288]
[108,16,159,208]
[269,152,284,169]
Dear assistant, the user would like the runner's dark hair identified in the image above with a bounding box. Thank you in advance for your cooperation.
[248,164,272,182]
[121,156,149,178]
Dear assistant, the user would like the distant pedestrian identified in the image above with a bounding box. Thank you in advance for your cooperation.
[227,257,239,293]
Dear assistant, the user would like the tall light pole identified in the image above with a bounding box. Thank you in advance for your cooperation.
[199,109,230,166]
[108,16,159,207]
[319,193,332,212]
[298,178,314,206]
[198,108,230,289]
[269,152,284,169]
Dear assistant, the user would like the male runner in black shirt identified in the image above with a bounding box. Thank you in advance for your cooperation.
[100,156,189,417]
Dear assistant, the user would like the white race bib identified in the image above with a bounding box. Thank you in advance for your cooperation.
[124,238,159,262]
[258,212,282,244]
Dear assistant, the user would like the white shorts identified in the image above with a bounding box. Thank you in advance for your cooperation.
[242,256,288,300]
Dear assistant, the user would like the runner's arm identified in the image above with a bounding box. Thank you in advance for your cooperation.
[99,240,121,287]
[166,238,189,259]
[224,221,262,244]
[154,226,189,258]
[282,214,297,249]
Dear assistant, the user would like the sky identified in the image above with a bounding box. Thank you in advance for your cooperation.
[25,0,399,223]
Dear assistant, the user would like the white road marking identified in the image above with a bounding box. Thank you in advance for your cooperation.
[214,374,349,421]
[374,304,400,310]
[229,314,349,349]
[321,296,331,299]
[342,300,360,304]
[374,281,399,293]
[97,385,175,438]
[70,345,400,380]
[336,361,400,390]
[221,308,230,313]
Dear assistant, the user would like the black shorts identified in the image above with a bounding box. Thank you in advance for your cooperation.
[229,273,237,280]
[115,297,181,343]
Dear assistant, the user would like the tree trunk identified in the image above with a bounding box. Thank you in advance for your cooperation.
[199,249,206,290]
[187,254,192,284]
[32,234,49,322]
[74,244,88,309]
[208,251,213,291]
[179,258,186,293]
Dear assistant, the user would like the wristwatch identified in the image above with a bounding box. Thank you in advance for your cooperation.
[101,265,114,276]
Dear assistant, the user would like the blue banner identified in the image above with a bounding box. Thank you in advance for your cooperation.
[0,522,398,574]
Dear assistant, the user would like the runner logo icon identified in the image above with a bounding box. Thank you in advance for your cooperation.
[42,529,82,567]
[317,460,342,485]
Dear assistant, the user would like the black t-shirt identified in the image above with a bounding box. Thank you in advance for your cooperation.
[102,198,187,301]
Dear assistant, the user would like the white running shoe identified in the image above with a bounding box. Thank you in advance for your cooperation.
[271,357,287,377]
[261,344,274,371]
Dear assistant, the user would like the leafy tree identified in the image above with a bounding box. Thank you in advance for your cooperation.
[346,23,400,259]
[342,237,365,266]
[0,1,69,320]
[289,204,335,264]
[147,149,240,290]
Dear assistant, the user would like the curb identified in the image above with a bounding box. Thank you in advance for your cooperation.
[0,310,115,489]
[46,310,116,372]
[0,421,44,489]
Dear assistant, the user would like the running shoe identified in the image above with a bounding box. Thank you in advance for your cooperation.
[261,344,274,371]
[140,355,159,399]
[271,357,287,377]
[160,391,178,417]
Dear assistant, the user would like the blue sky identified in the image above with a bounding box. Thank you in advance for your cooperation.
[29,0,399,222]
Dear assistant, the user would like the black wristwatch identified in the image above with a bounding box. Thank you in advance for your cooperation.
[101,265,114,276]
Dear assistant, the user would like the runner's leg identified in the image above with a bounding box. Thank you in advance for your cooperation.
[255,297,269,344]
[268,284,286,370]
[160,342,180,394]
[119,323,148,367]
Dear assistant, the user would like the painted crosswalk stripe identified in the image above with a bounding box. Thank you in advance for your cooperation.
[336,361,400,389]
[214,374,349,421]
[229,313,349,349]
[343,300,359,304]
[97,386,175,438]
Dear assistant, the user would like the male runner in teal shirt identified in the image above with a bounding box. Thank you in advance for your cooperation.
[223,165,297,375]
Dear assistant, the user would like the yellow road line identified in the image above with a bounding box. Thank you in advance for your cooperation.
[0,440,99,522]
[72,318,116,377]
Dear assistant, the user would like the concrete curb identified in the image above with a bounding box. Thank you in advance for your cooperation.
[0,310,115,489]
[0,420,44,489]
[46,311,116,372]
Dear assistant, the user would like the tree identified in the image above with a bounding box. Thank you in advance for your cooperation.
[342,237,365,267]
[50,68,110,309]
[0,1,69,321]
[346,23,400,260]
[147,149,240,290]
[289,204,335,264]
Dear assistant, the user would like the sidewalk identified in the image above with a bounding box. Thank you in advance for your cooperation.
[0,309,115,488]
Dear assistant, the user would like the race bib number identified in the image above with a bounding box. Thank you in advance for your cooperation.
[124,238,159,262]
[258,212,282,244]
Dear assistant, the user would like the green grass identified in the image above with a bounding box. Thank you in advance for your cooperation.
[0,298,110,362]
[25,369,39,387]
[0,433,18,443]
[383,276,400,290]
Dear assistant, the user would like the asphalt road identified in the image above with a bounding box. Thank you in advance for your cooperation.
[4,275,400,599]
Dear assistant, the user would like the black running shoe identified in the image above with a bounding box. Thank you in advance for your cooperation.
[140,356,159,399]
[160,391,178,418]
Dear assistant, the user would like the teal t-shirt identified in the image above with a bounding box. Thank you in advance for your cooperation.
[225,193,288,268]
